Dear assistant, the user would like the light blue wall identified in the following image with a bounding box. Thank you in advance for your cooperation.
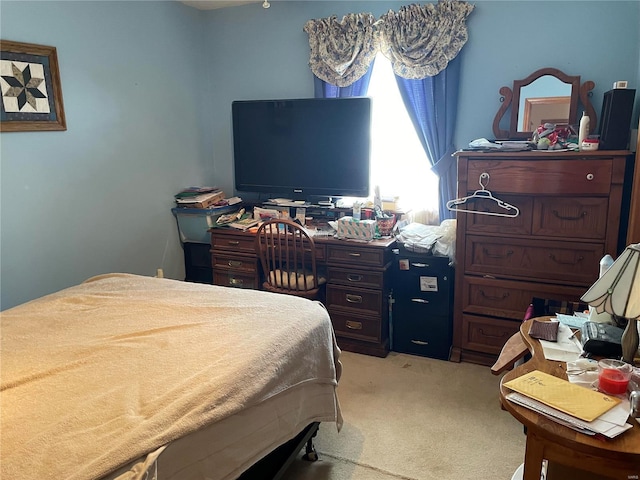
[1,1,639,310]
[1,1,211,309]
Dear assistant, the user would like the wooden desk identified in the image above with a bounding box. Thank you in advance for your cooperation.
[209,227,396,357]
[499,318,640,480]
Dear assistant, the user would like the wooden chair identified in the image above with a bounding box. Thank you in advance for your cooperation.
[255,219,325,301]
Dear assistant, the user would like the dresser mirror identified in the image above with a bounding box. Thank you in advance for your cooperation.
[492,67,597,140]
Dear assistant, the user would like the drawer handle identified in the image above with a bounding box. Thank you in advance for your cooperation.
[478,328,508,339]
[348,252,362,258]
[479,290,510,301]
[229,278,243,286]
[227,240,240,246]
[346,294,363,304]
[586,173,594,181]
[346,320,363,330]
[482,248,514,259]
[228,260,243,267]
[347,274,363,282]
[548,253,584,265]
[411,298,429,304]
[411,262,429,268]
[552,210,588,221]
[411,340,429,345]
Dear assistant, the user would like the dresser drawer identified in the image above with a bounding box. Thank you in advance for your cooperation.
[330,310,381,343]
[327,245,387,268]
[465,195,533,235]
[465,235,602,284]
[326,285,383,316]
[532,196,608,239]
[462,276,589,320]
[462,314,520,355]
[327,266,385,289]
[211,254,258,274]
[213,270,259,289]
[467,159,613,195]
[211,232,256,254]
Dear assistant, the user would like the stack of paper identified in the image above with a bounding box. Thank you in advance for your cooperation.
[504,370,632,438]
[175,187,225,208]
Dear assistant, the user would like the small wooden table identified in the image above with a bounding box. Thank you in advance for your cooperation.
[499,318,640,480]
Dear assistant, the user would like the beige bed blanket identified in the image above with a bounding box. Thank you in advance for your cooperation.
[0,273,342,480]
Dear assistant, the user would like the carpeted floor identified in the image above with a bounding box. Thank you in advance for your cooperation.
[282,351,526,480]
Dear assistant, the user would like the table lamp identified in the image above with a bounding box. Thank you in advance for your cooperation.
[581,243,640,365]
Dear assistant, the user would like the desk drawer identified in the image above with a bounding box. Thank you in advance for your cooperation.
[330,310,380,343]
[328,266,384,289]
[326,285,382,316]
[212,254,258,274]
[211,232,256,254]
[465,235,601,284]
[462,314,520,355]
[213,270,259,289]
[327,245,387,268]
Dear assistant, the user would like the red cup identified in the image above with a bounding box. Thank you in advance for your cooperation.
[598,359,632,395]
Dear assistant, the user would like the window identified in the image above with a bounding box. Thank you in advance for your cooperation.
[368,55,439,218]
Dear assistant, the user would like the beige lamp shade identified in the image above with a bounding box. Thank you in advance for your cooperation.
[581,244,640,319]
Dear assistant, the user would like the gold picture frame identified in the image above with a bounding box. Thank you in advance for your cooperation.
[0,40,66,132]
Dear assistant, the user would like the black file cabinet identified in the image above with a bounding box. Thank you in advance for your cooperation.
[183,242,213,284]
[391,250,454,360]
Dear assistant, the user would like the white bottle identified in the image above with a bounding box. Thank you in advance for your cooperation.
[599,254,614,278]
[588,253,615,324]
[352,202,361,221]
[578,113,590,150]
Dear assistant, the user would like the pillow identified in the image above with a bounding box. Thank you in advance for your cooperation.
[269,269,326,290]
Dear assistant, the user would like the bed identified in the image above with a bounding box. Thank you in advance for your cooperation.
[0,273,342,480]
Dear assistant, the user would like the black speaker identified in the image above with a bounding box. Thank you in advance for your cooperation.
[598,88,636,150]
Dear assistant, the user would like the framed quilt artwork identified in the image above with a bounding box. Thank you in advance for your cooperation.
[0,40,66,132]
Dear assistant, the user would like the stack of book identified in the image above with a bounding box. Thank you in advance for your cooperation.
[175,187,226,209]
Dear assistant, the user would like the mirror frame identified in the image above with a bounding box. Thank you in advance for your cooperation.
[492,67,597,140]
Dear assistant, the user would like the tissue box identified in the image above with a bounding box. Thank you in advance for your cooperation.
[336,216,377,241]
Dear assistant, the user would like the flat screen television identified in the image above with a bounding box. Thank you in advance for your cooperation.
[232,97,371,200]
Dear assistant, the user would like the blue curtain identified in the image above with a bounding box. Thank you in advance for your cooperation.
[313,60,375,98]
[394,55,461,221]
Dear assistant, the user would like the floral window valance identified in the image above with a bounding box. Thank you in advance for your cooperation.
[304,0,474,85]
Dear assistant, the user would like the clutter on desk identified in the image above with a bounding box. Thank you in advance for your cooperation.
[395,219,456,261]
[171,203,241,243]
[335,216,377,241]
[529,318,559,341]
[537,321,582,363]
[531,122,578,150]
[174,186,226,208]
[580,322,624,358]
[466,138,535,151]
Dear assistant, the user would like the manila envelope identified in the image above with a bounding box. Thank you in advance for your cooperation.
[504,370,621,422]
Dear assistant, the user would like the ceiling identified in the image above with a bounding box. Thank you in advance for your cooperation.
[180,1,262,10]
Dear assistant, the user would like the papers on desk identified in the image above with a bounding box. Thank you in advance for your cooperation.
[504,370,633,439]
[556,312,589,329]
[538,322,583,362]
[504,370,620,422]
[506,392,633,438]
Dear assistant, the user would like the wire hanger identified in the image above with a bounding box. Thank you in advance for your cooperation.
[446,172,520,218]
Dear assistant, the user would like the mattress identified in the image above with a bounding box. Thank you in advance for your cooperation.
[0,273,342,480]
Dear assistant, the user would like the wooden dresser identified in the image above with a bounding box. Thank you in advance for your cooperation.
[209,228,396,357]
[451,150,629,366]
